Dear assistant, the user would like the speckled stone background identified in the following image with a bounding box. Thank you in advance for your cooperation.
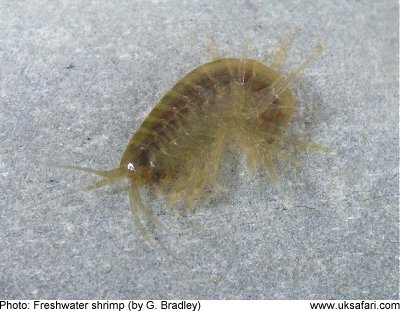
[1,0,398,299]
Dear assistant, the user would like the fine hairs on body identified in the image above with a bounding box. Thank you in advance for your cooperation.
[42,30,334,247]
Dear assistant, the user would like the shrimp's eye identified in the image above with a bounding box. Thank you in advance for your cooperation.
[127,163,135,172]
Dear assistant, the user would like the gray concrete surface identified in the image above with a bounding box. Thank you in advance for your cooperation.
[1,0,398,299]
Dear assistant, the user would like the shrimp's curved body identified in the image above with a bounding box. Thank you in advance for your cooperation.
[52,32,329,246]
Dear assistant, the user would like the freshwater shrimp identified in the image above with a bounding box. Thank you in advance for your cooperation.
[46,31,332,246]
